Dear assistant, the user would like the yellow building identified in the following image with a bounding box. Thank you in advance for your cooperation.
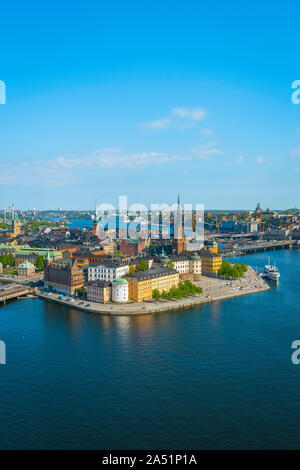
[125,267,179,302]
[198,249,222,275]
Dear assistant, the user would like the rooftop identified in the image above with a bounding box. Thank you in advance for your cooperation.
[125,267,178,281]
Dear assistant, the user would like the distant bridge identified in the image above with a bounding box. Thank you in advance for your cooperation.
[220,239,300,257]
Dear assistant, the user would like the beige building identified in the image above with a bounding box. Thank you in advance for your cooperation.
[18,260,35,277]
[87,280,112,303]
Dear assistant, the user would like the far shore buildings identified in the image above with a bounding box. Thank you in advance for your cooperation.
[18,260,36,277]
[44,255,84,295]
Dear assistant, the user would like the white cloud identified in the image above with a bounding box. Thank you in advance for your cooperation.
[171,107,206,121]
[235,156,244,165]
[138,107,207,131]
[0,141,224,188]
[256,155,271,164]
[202,128,214,136]
[290,144,300,158]
[190,142,223,160]
[138,118,171,130]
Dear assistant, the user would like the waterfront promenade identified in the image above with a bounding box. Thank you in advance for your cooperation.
[35,267,269,316]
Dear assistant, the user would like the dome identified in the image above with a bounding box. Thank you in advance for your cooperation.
[18,260,35,269]
[190,253,201,261]
[112,278,128,285]
[159,249,170,265]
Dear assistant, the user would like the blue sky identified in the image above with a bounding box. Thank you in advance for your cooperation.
[1,0,300,210]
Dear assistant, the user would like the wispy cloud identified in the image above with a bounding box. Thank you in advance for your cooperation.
[0,142,224,188]
[201,128,214,137]
[138,118,171,130]
[235,156,244,165]
[290,144,300,158]
[256,155,271,164]
[171,107,206,121]
[138,106,207,131]
[190,142,223,160]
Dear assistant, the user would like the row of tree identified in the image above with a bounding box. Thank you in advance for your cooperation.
[218,260,248,278]
[153,280,203,301]
[0,253,14,266]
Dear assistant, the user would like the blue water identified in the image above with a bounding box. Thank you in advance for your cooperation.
[0,249,300,449]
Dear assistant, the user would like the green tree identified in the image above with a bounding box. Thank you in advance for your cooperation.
[152,289,161,300]
[36,255,44,270]
[137,259,148,271]
[166,260,174,268]
[75,287,85,297]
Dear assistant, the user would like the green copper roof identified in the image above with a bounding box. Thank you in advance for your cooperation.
[18,260,35,269]
[190,253,201,261]
[112,278,128,285]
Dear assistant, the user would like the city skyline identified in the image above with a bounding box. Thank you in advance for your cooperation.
[1,1,300,210]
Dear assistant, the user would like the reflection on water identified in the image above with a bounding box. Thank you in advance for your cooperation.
[1,249,300,449]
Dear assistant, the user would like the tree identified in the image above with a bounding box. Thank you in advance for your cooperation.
[75,287,85,297]
[36,255,44,270]
[114,250,124,258]
[166,260,174,268]
[152,289,161,300]
[137,259,148,271]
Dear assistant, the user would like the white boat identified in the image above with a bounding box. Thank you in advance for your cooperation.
[264,258,280,283]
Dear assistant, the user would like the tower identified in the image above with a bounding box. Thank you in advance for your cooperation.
[11,212,21,236]
[172,195,185,255]
[92,202,100,235]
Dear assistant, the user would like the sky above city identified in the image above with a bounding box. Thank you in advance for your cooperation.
[1,1,300,210]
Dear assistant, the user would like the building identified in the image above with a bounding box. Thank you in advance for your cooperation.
[198,249,222,275]
[188,253,202,280]
[204,240,218,254]
[18,260,35,277]
[263,228,290,240]
[125,267,179,302]
[15,247,62,266]
[88,260,129,282]
[119,239,146,257]
[169,256,190,274]
[0,262,3,274]
[112,278,129,303]
[157,251,201,281]
[44,257,84,294]
[87,280,111,303]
